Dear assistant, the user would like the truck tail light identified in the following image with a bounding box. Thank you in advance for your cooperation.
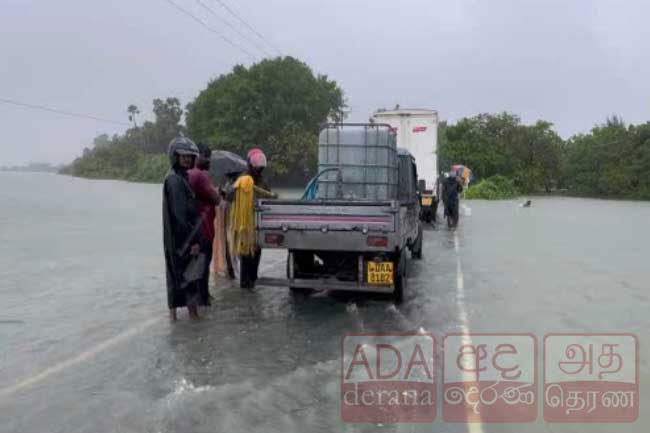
[265,233,284,245]
[366,236,388,247]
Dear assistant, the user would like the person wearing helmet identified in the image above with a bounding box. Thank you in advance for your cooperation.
[227,147,275,289]
[246,148,269,190]
[163,136,203,320]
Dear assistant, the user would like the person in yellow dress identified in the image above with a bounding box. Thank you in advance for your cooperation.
[227,148,276,289]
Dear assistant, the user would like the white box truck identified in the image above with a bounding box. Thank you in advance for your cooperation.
[373,108,439,222]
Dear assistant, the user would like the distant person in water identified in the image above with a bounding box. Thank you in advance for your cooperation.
[523,200,532,207]
[442,170,463,228]
[188,142,221,306]
[162,137,202,321]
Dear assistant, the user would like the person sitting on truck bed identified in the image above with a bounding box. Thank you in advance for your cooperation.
[226,148,275,289]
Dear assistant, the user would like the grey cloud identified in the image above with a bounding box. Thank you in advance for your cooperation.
[1,0,648,165]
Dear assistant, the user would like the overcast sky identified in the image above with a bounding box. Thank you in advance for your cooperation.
[1,0,649,166]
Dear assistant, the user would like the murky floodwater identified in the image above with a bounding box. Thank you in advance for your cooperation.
[1,172,649,432]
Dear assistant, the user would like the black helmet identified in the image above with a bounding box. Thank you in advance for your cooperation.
[168,136,199,166]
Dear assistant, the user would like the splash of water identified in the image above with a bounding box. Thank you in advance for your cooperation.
[172,378,215,396]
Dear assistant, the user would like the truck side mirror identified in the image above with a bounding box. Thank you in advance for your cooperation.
[417,179,426,192]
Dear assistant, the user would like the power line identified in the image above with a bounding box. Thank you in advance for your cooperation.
[0,97,130,126]
[163,0,256,61]
[211,0,282,56]
[195,0,272,58]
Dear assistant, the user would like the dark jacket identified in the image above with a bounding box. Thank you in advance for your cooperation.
[163,166,201,309]
[443,176,463,207]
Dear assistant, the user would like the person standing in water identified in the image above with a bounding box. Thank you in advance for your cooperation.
[227,148,276,289]
[443,170,463,228]
[188,142,221,306]
[163,137,203,320]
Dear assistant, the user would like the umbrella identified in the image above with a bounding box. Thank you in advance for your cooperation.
[209,150,247,182]
[451,164,466,176]
[451,164,472,181]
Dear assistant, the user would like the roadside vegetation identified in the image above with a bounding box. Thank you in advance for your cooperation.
[464,175,520,200]
[60,96,185,183]
[62,57,650,200]
[440,113,650,200]
[62,56,344,185]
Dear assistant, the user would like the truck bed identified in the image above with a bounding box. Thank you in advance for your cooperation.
[256,199,400,252]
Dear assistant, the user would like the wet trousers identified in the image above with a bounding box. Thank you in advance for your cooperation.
[240,248,262,288]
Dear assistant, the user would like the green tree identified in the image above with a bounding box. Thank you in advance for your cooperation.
[510,120,563,192]
[564,117,650,198]
[63,98,185,182]
[127,104,140,127]
[266,123,319,184]
[439,113,564,194]
[439,112,520,180]
[143,98,185,153]
[186,56,345,184]
[93,133,111,149]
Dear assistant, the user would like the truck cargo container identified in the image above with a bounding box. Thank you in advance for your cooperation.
[373,108,439,222]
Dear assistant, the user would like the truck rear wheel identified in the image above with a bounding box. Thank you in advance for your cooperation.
[287,252,314,295]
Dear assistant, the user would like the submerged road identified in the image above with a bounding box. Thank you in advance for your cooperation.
[1,173,649,433]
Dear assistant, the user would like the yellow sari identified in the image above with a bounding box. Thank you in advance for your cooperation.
[228,175,256,257]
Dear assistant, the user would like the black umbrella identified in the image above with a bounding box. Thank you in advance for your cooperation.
[209,150,247,182]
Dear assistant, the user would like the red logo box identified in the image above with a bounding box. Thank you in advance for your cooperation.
[340,333,436,423]
[543,333,639,422]
[442,333,538,423]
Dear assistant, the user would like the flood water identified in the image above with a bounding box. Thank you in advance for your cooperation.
[1,172,649,433]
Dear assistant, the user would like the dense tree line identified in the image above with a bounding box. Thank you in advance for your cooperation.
[438,113,563,194]
[564,117,650,198]
[63,55,649,199]
[61,97,184,182]
[63,56,345,185]
[439,113,650,199]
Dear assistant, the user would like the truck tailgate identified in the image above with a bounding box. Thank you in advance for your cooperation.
[256,199,398,251]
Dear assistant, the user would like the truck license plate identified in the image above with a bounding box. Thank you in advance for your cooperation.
[421,196,433,206]
[367,261,394,285]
